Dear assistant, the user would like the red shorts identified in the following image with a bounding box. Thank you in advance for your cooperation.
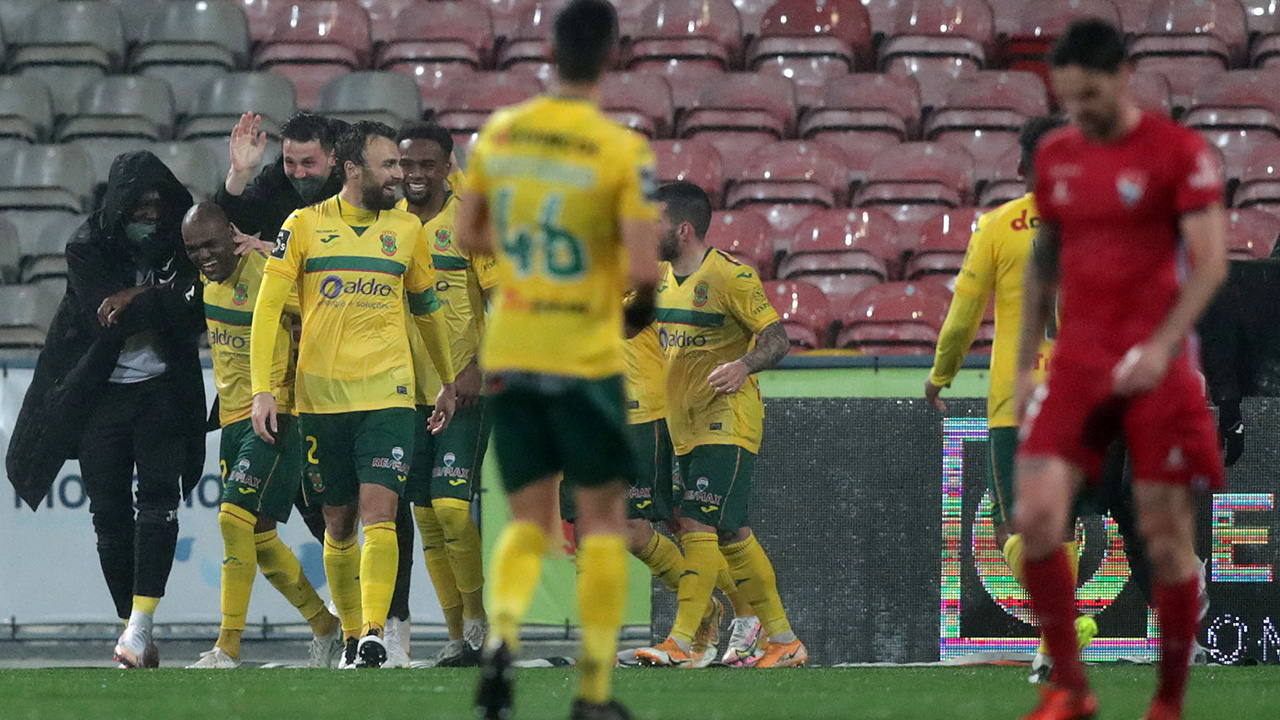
[1018,356,1224,491]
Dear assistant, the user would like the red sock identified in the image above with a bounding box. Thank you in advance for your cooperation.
[1024,547,1087,692]
[1154,576,1199,711]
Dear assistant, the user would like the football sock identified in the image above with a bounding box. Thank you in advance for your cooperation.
[714,550,754,617]
[216,504,256,655]
[488,521,547,652]
[671,532,719,648]
[255,528,333,637]
[635,530,684,592]
[128,595,161,635]
[359,521,398,637]
[722,534,795,642]
[414,505,465,639]
[1007,536,1080,655]
[388,501,414,622]
[1024,547,1087,692]
[1154,575,1199,712]
[323,531,362,639]
[434,499,486,620]
[576,534,627,704]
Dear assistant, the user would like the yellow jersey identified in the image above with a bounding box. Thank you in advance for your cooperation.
[625,322,667,425]
[464,95,660,379]
[657,249,780,455]
[929,193,1054,428]
[250,196,455,415]
[205,251,298,425]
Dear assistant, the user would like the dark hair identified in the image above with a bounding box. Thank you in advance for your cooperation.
[1020,115,1067,170]
[553,0,618,83]
[281,112,338,151]
[335,120,397,171]
[654,182,712,239]
[1048,19,1128,73]
[396,122,454,156]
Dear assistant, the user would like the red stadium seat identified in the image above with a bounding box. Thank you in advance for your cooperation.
[904,207,984,279]
[677,74,797,166]
[936,132,1018,188]
[254,1,372,70]
[733,0,778,37]
[727,140,852,212]
[800,73,921,143]
[860,0,906,38]
[879,0,994,78]
[358,0,418,46]
[435,71,543,146]
[1131,70,1173,116]
[484,0,542,41]
[1118,0,1159,34]
[1137,0,1249,67]
[375,2,495,70]
[978,144,1026,208]
[1132,58,1224,114]
[764,279,832,348]
[746,0,872,107]
[779,208,901,282]
[801,134,899,191]
[651,139,725,207]
[706,209,776,278]
[627,0,743,71]
[496,0,556,68]
[632,63,726,115]
[389,62,477,108]
[237,0,281,44]
[1000,0,1121,92]
[267,66,350,111]
[1184,70,1280,181]
[886,58,978,111]
[1242,0,1280,34]
[801,274,882,312]
[924,71,1048,141]
[1225,207,1280,259]
[1233,138,1280,213]
[856,141,975,210]
[835,281,951,354]
[600,72,674,138]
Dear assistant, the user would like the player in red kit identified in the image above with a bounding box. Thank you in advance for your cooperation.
[1013,21,1227,720]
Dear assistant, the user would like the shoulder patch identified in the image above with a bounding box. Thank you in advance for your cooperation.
[271,228,291,260]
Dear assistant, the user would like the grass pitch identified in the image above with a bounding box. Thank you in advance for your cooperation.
[1,666,1276,720]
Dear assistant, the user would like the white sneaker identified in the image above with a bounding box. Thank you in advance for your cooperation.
[355,634,388,668]
[1197,557,1210,621]
[113,625,151,669]
[383,617,411,668]
[434,638,466,667]
[308,627,345,668]
[338,637,359,670]
[462,617,487,665]
[720,616,763,667]
[187,647,239,669]
[1029,652,1052,684]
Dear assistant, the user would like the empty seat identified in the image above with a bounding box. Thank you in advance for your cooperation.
[255,0,369,107]
[937,132,1019,188]
[924,71,1048,141]
[435,72,544,145]
[1137,0,1249,69]
[779,208,902,283]
[0,214,21,282]
[1131,70,1173,116]
[677,74,797,165]
[146,142,222,202]
[1242,0,1280,34]
[764,279,831,349]
[800,72,920,143]
[816,134,900,191]
[179,73,299,141]
[880,0,994,77]
[1118,0,1159,34]
[73,138,155,186]
[0,144,96,214]
[58,76,177,143]
[315,72,424,127]
[14,1,125,71]
[0,0,46,43]
[1234,138,1280,211]
[360,0,424,45]
[1001,0,1122,89]
[652,139,725,208]
[733,0,777,36]
[376,2,495,70]
[706,209,775,278]
[1225,207,1280,258]
[134,0,250,70]
[887,57,979,111]
[0,284,60,347]
[23,213,85,261]
[0,76,54,144]
[627,0,743,72]
[747,0,872,106]
[496,0,556,68]
[904,208,984,279]
[977,144,1027,207]
[856,142,975,210]
[834,281,951,354]
[600,73,675,138]
[726,140,851,241]
[633,63,727,115]
[1185,70,1280,181]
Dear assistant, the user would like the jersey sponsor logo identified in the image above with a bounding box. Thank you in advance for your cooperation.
[318,275,394,300]
[657,327,707,350]
[434,228,453,251]
[208,327,248,350]
[1052,179,1070,206]
[1010,208,1040,231]
[1116,169,1146,208]
[693,281,709,307]
[272,228,291,259]
[372,455,409,473]
[434,451,472,481]
[232,282,249,305]
[380,233,398,256]
[684,477,724,508]
[626,486,652,501]
[392,446,405,462]
[228,458,261,489]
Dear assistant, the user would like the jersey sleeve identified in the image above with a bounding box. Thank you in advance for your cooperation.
[264,210,306,282]
[726,263,780,335]
[617,135,660,223]
[953,214,996,300]
[460,133,488,198]
[405,224,440,300]
[1174,131,1224,214]
[930,216,995,387]
[472,252,499,291]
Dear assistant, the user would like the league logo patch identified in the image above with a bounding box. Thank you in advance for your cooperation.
[232,282,249,306]
[434,228,452,251]
[693,281,709,308]
[381,233,398,256]
[1116,170,1146,209]
[271,228,291,259]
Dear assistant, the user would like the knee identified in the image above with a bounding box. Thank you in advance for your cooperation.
[136,504,178,526]
[1013,503,1065,556]
[718,527,749,545]
[677,516,714,537]
[623,519,654,554]
[433,501,473,539]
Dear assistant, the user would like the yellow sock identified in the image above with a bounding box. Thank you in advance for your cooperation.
[671,532,719,645]
[576,534,626,705]
[255,529,333,636]
[488,521,547,652]
[323,532,362,639]
[359,521,398,636]
[132,595,160,616]
[415,505,465,639]
[635,531,684,592]
[722,534,794,641]
[1065,540,1080,585]
[713,550,753,617]
[434,500,486,620]
[217,504,257,658]
[1003,534,1027,588]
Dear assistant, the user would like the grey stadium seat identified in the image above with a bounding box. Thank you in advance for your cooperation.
[0,144,96,214]
[59,76,177,142]
[0,214,22,283]
[25,212,83,260]
[71,138,154,189]
[0,284,61,348]
[0,75,54,144]
[146,142,221,201]
[0,0,48,51]
[133,0,252,115]
[179,72,298,141]
[14,2,125,117]
[21,254,68,284]
[315,72,423,127]
[107,0,167,45]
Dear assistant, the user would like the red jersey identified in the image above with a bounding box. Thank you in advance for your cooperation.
[1033,112,1223,371]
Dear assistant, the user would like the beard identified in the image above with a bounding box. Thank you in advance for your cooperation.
[361,179,399,211]
[658,230,681,262]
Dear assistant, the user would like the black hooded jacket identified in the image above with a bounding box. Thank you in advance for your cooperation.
[213,155,342,244]
[6,151,206,510]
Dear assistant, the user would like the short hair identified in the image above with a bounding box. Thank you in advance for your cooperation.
[396,122,454,156]
[281,112,337,151]
[335,120,397,170]
[1020,115,1067,170]
[1048,19,1128,73]
[553,0,618,84]
[654,182,712,239]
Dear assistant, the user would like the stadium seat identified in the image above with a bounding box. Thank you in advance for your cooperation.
[706,209,775,278]
[924,71,1048,142]
[651,139,725,208]
[389,61,478,107]
[22,212,83,261]
[496,2,554,69]
[727,140,852,212]
[1233,139,1280,213]
[482,0,533,40]
[937,132,1019,188]
[72,138,156,187]
[764,279,832,349]
[633,63,727,115]
[179,73,299,142]
[58,76,177,143]
[1136,0,1249,68]
[1131,70,1173,116]
[799,72,920,143]
[0,144,96,215]
[904,207,984,279]
[1118,0,1159,34]
[1000,0,1122,91]
[627,0,744,71]
[856,142,975,212]
[677,74,797,167]
[13,2,125,117]
[1242,0,1280,34]
[611,0,650,39]
[834,281,951,354]
[254,1,371,108]
[977,144,1026,208]
[0,0,45,43]
[1225,207,1280,259]
[600,72,675,138]
[1184,70,1280,182]
[375,2,495,70]
[746,0,872,107]
[131,0,251,115]
[435,72,543,146]
[315,72,424,127]
[236,0,282,43]
[146,142,222,202]
[0,76,54,145]
[879,0,994,79]
[0,214,21,283]
[0,284,61,348]
[779,208,901,283]
[358,0,420,45]
[886,58,978,112]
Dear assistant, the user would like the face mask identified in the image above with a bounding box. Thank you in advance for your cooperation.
[125,222,170,269]
[290,175,329,204]
[125,222,156,246]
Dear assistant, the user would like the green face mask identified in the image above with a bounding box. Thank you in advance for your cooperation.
[290,175,329,204]
[124,222,156,246]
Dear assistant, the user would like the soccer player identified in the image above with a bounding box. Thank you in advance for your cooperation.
[390,121,495,668]
[457,0,661,716]
[1013,20,1227,720]
[925,116,1098,683]
[249,121,458,669]
[634,182,806,669]
[180,203,343,669]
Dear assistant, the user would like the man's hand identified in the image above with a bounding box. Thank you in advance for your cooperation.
[1014,370,1039,427]
[230,223,271,256]
[454,360,482,409]
[251,392,279,443]
[226,112,267,196]
[925,380,948,411]
[1112,342,1174,397]
[708,360,750,396]
[430,382,458,434]
[97,286,148,327]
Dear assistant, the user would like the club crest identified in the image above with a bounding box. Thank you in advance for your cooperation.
[381,233,397,256]
[1116,170,1146,209]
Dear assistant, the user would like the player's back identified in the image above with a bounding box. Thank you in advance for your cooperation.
[470,95,655,379]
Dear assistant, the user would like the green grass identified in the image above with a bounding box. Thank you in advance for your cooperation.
[1,666,1276,720]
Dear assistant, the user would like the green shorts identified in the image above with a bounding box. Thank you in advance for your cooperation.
[988,426,1017,526]
[298,407,417,506]
[405,403,489,506]
[677,444,756,533]
[560,418,675,523]
[219,417,304,523]
[488,372,636,494]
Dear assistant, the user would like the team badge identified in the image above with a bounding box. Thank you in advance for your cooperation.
[232,282,249,306]
[1116,170,1146,209]
[307,467,325,494]
[434,228,452,251]
[380,233,398,256]
[693,281,709,307]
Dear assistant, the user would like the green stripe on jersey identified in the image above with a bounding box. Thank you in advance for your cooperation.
[432,255,469,271]
[656,307,724,327]
[304,256,406,276]
[205,304,253,326]
[407,288,441,315]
